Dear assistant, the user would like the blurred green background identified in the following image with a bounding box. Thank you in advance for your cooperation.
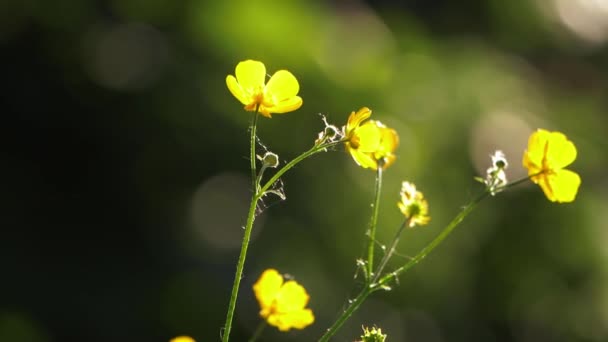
[2,0,608,341]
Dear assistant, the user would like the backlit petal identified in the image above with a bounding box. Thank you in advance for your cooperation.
[226,75,250,105]
[267,309,315,331]
[235,60,266,90]
[545,131,577,169]
[265,70,300,101]
[346,107,372,136]
[275,281,309,312]
[544,169,581,203]
[266,96,303,114]
[523,129,549,169]
[253,269,283,314]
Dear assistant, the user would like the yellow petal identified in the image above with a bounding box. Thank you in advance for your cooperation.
[354,123,382,152]
[226,75,250,106]
[348,147,378,169]
[265,96,303,114]
[265,70,300,101]
[267,309,315,331]
[235,60,266,90]
[253,269,283,314]
[346,107,372,136]
[275,280,309,312]
[545,131,577,169]
[523,129,549,171]
[540,169,581,203]
[170,337,195,342]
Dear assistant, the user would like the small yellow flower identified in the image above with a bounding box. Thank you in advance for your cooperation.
[253,268,315,331]
[170,337,195,342]
[226,60,303,117]
[397,181,430,227]
[344,107,399,170]
[522,129,581,203]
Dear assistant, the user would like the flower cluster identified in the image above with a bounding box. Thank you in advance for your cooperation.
[253,268,315,331]
[223,59,582,342]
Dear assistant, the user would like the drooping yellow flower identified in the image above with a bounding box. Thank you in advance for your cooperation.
[522,129,581,203]
[397,181,430,227]
[344,107,399,170]
[253,268,314,331]
[170,336,195,342]
[226,60,303,117]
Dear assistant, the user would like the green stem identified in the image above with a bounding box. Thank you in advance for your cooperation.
[372,218,410,283]
[248,321,267,342]
[222,136,343,342]
[222,110,260,342]
[319,191,489,342]
[366,166,383,278]
[378,191,489,286]
[318,285,374,342]
[250,110,260,192]
[258,140,343,195]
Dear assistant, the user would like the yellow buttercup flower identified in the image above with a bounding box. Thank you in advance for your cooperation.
[397,181,430,227]
[522,129,581,203]
[226,60,303,117]
[170,337,195,342]
[344,107,399,170]
[253,268,315,331]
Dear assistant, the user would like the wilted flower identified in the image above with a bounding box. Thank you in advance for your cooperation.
[397,181,430,227]
[226,60,302,117]
[484,150,509,195]
[253,268,315,331]
[344,107,399,170]
[522,129,581,203]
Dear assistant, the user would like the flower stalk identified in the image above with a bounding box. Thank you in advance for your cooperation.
[366,166,383,279]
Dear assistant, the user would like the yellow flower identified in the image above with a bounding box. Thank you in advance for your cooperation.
[253,268,314,331]
[344,107,399,170]
[226,60,303,117]
[522,129,581,203]
[397,181,430,227]
[170,337,195,342]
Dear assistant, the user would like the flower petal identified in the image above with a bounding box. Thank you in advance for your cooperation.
[265,70,300,101]
[265,96,303,114]
[523,129,549,171]
[275,280,309,312]
[235,60,266,90]
[226,75,250,106]
[546,131,577,169]
[267,309,315,331]
[541,169,581,203]
[348,147,379,169]
[346,107,372,136]
[253,269,283,315]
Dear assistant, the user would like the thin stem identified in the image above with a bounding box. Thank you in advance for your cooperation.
[222,137,343,342]
[378,191,489,286]
[319,190,490,341]
[366,166,383,278]
[222,191,258,342]
[250,110,260,191]
[248,321,267,342]
[222,109,260,342]
[372,218,410,283]
[318,285,374,342]
[258,140,343,195]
